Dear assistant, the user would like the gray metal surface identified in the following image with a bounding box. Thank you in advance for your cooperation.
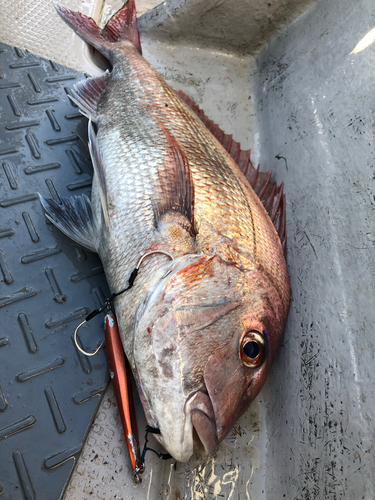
[0,43,110,500]
[2,0,375,499]
[256,0,375,497]
[138,0,315,55]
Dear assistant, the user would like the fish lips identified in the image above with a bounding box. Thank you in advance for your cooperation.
[186,390,218,455]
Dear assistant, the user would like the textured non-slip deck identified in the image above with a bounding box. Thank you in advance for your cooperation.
[0,43,110,500]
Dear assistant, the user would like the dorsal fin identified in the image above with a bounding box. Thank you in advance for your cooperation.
[153,130,196,237]
[176,89,287,254]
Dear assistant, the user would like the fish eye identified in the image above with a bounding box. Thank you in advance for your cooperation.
[240,331,266,367]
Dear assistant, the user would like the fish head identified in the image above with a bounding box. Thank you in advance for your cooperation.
[134,253,289,462]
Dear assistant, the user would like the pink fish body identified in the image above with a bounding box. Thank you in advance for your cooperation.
[41,0,290,462]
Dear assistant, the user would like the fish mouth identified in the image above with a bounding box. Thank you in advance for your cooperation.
[187,390,218,455]
[136,385,218,461]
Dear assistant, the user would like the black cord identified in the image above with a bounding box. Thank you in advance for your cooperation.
[83,267,139,323]
[140,426,172,461]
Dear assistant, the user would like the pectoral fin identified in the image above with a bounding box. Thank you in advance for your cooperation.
[153,130,197,236]
[176,89,287,253]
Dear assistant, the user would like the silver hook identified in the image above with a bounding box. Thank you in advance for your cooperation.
[74,320,105,357]
[73,250,174,357]
[135,250,173,269]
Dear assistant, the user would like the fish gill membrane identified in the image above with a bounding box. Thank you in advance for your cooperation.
[40,0,290,463]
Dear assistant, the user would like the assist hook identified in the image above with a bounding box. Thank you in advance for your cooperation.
[73,250,174,356]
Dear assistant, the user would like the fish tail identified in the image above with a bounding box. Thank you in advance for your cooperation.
[54,0,142,59]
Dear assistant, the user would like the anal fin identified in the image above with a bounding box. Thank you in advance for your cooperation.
[40,194,97,252]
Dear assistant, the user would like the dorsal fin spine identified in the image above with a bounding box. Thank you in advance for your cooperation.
[176,89,287,254]
[257,170,272,201]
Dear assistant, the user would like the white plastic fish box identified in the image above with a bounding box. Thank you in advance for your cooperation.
[1,0,374,498]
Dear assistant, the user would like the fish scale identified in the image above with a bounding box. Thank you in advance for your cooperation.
[100,53,258,259]
[41,0,290,464]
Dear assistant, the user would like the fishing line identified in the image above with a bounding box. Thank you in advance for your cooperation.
[74,250,174,356]
[140,426,173,461]
[132,426,174,483]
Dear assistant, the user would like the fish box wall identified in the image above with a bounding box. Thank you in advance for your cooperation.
[1,0,374,498]
[255,0,375,497]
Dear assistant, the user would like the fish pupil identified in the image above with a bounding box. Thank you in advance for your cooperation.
[244,341,259,359]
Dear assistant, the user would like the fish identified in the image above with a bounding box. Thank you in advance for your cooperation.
[41,0,290,462]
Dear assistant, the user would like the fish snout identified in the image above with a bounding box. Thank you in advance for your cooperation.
[186,390,218,455]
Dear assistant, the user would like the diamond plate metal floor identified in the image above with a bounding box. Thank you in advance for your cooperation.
[0,43,110,500]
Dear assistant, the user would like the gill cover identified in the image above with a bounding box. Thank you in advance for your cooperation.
[133,254,240,461]
[132,254,285,461]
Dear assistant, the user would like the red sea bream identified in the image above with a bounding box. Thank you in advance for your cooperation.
[41,0,290,462]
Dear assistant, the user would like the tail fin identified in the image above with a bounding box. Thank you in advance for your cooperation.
[54,0,142,59]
